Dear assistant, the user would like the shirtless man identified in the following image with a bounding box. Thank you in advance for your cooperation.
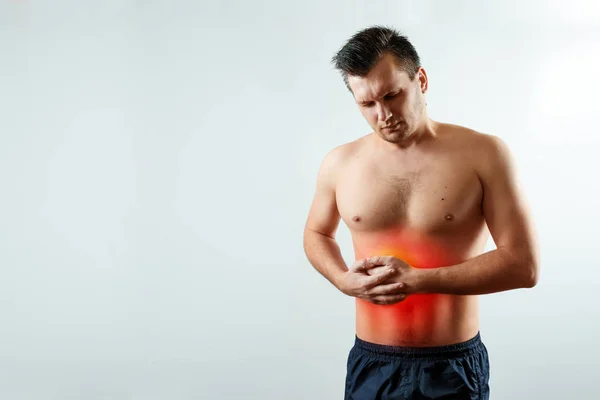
[303,26,539,400]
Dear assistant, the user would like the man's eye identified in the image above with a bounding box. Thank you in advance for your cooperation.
[385,93,398,100]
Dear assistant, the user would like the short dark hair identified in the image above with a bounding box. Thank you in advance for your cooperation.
[331,25,421,92]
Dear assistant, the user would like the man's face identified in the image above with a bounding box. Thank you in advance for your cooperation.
[348,53,428,144]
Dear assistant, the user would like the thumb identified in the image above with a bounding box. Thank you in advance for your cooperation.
[350,258,368,272]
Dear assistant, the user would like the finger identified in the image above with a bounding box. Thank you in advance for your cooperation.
[370,294,407,305]
[350,259,367,272]
[363,268,396,288]
[368,255,397,270]
[367,282,405,296]
[364,256,387,268]
[352,257,384,272]
[366,265,390,276]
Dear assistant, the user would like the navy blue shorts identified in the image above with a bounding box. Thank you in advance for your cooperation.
[345,332,490,399]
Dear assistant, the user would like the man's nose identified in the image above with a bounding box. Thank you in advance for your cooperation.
[377,104,393,122]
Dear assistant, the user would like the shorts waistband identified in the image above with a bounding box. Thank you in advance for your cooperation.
[353,332,484,360]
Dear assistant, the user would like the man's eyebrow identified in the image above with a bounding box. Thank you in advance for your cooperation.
[357,88,401,104]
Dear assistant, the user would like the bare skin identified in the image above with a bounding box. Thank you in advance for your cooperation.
[303,53,539,347]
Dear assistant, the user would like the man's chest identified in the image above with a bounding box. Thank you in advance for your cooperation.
[335,156,484,235]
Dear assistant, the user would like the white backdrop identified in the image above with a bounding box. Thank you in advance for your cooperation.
[1,1,598,399]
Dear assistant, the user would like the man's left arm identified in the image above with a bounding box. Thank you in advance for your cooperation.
[413,134,540,295]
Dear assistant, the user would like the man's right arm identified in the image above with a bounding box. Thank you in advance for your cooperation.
[303,146,407,304]
[303,146,348,290]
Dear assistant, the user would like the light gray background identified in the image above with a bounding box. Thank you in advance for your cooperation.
[1,0,598,399]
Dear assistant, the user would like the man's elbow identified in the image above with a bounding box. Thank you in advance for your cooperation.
[507,247,539,289]
[522,258,540,288]
[504,246,539,289]
[303,229,312,255]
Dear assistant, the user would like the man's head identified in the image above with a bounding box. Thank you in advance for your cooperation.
[331,26,429,144]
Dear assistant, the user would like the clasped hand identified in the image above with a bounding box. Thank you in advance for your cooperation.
[340,256,416,305]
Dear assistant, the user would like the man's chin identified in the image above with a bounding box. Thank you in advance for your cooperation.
[379,131,409,144]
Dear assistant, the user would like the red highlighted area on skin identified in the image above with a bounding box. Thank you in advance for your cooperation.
[352,228,474,346]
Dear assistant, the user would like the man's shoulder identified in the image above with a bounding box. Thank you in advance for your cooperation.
[441,123,507,155]
[316,134,370,186]
[322,134,369,167]
[441,123,511,177]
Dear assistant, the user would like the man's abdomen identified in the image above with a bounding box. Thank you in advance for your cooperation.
[355,293,479,346]
[352,231,484,347]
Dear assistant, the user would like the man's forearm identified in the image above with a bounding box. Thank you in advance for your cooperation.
[303,229,348,290]
[414,246,538,295]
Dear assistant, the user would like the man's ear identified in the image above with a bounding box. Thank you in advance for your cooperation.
[418,67,428,94]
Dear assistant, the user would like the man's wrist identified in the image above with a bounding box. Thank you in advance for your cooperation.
[333,270,348,293]
[412,267,440,294]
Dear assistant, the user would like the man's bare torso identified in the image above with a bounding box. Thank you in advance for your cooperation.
[337,122,489,346]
